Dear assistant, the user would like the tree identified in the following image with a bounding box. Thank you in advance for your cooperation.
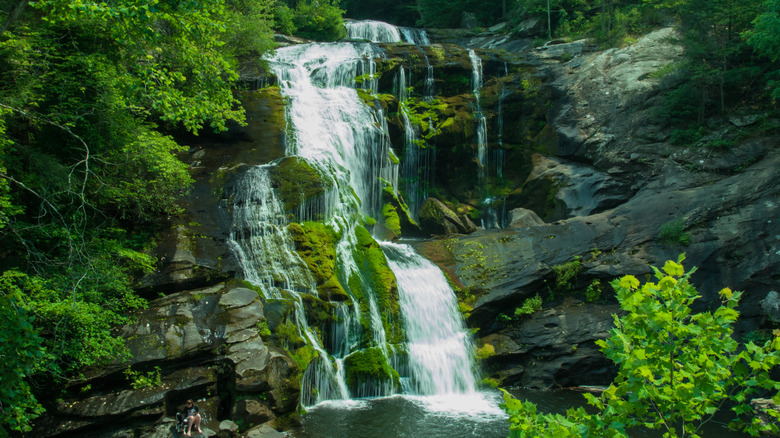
[503,255,780,438]
[744,0,780,100]
[0,0,277,431]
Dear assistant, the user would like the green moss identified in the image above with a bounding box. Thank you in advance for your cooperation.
[291,345,318,370]
[344,347,399,392]
[551,258,582,293]
[275,319,305,349]
[270,157,333,213]
[352,226,402,344]
[381,183,420,236]
[288,222,348,301]
[381,203,402,236]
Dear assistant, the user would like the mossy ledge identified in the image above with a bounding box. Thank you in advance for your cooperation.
[269,157,333,215]
[343,347,400,396]
[352,225,404,345]
[288,221,349,301]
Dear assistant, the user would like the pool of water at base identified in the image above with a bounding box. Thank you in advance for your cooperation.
[292,389,752,438]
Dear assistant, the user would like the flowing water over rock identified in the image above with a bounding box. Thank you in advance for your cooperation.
[227,21,500,427]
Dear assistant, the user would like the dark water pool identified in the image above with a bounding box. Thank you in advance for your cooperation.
[293,389,752,438]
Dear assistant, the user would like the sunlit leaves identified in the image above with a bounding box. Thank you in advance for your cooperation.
[502,256,780,437]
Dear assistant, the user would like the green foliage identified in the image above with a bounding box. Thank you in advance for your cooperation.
[398,96,454,149]
[124,366,162,389]
[551,258,582,292]
[223,0,278,57]
[273,3,298,35]
[292,0,346,41]
[502,255,780,438]
[585,279,602,303]
[514,294,543,317]
[745,0,780,99]
[0,285,46,434]
[659,218,691,246]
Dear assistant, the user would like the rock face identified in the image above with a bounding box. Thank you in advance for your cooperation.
[36,283,299,436]
[416,27,780,389]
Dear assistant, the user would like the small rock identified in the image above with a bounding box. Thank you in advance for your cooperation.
[509,208,544,228]
[246,424,286,438]
[219,420,239,433]
[760,291,780,324]
[729,114,761,127]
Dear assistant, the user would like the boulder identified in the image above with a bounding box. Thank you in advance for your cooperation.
[232,399,276,428]
[760,291,780,324]
[751,398,780,436]
[480,300,618,389]
[508,208,544,228]
[118,284,264,366]
[419,198,474,235]
[219,419,240,434]
[246,424,286,438]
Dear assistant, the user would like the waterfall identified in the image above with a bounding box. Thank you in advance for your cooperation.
[468,49,488,190]
[229,20,480,409]
[345,20,430,46]
[396,66,432,220]
[227,165,317,298]
[382,242,477,395]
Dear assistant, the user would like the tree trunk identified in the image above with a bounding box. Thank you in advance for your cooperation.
[0,0,30,35]
[547,0,552,40]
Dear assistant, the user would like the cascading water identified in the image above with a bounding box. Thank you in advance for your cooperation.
[229,20,501,427]
[382,242,477,395]
[345,20,430,46]
[396,66,433,221]
[469,49,488,190]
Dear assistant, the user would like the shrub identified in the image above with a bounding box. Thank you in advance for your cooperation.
[502,255,780,437]
[659,218,691,246]
[514,294,543,318]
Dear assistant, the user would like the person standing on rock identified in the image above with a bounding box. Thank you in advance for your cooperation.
[181,399,202,437]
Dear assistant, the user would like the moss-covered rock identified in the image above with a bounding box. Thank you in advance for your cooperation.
[351,226,403,344]
[381,185,422,238]
[418,198,477,236]
[269,157,333,215]
[288,222,349,301]
[343,347,400,396]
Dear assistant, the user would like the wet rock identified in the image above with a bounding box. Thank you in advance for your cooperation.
[246,424,286,438]
[232,399,276,428]
[480,301,618,389]
[419,198,473,235]
[508,208,544,228]
[751,398,780,436]
[118,283,265,366]
[219,419,240,433]
[56,367,216,418]
[514,154,633,221]
[761,291,780,324]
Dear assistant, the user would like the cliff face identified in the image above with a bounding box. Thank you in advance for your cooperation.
[34,25,779,436]
[417,27,780,389]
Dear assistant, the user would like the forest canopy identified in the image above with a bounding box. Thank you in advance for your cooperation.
[0,0,281,432]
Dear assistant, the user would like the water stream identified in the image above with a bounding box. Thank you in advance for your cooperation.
[226,21,501,428]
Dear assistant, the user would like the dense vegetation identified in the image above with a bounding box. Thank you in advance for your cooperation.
[502,256,780,437]
[0,0,280,433]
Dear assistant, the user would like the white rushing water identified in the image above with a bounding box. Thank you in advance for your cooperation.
[382,242,477,395]
[345,20,430,45]
[230,20,488,411]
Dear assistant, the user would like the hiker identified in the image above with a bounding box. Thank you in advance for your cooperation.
[181,399,202,437]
